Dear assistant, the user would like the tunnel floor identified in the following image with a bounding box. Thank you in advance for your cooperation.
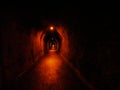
[7,52,89,90]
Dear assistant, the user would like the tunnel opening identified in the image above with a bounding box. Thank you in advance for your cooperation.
[43,28,62,54]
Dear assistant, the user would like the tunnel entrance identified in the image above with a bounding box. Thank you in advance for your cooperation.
[44,27,62,54]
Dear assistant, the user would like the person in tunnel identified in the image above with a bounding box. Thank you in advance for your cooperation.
[48,38,57,50]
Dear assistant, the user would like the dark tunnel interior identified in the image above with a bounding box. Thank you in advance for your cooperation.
[44,27,62,54]
[0,5,118,90]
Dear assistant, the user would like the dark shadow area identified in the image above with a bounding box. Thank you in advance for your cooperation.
[44,28,62,54]
[1,6,118,90]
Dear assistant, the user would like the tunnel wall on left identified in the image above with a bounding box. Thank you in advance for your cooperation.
[1,20,42,87]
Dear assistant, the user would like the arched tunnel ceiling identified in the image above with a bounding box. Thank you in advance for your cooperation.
[44,30,62,43]
[43,29,62,53]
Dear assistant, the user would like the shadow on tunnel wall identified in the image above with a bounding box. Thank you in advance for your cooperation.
[0,20,43,88]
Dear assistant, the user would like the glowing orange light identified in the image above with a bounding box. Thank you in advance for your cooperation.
[50,26,54,30]
[46,58,55,66]
[39,54,62,84]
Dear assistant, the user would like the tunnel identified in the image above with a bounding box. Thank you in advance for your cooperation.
[43,27,62,54]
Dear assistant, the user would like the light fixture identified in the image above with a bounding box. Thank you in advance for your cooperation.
[50,26,54,30]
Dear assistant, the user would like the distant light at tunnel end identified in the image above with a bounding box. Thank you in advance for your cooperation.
[50,26,54,30]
